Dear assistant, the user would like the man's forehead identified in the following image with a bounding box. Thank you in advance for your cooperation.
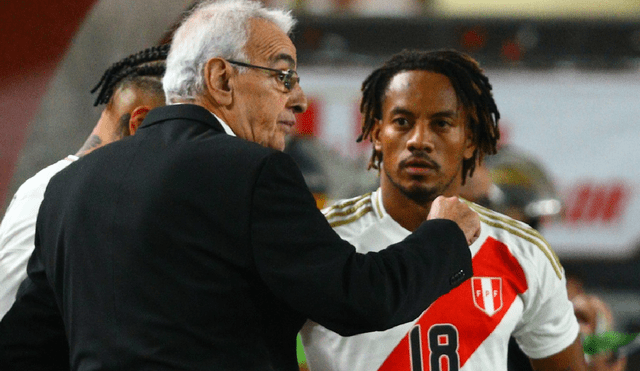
[387,70,458,97]
[382,70,462,115]
[386,71,414,92]
[386,70,452,91]
[247,18,296,66]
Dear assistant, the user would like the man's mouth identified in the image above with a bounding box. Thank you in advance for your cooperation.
[401,157,439,175]
[278,120,295,127]
[278,120,295,133]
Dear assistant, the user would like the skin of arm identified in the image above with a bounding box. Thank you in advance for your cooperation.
[529,338,587,371]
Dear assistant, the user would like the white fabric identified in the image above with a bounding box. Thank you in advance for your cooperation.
[169,103,236,137]
[211,112,236,137]
[300,189,579,371]
[0,156,77,319]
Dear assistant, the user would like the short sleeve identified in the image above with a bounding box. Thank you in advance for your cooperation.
[513,251,580,359]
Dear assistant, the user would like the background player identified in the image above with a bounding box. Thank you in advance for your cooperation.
[300,49,586,371]
[0,45,167,319]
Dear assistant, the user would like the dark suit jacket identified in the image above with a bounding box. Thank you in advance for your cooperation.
[0,104,472,371]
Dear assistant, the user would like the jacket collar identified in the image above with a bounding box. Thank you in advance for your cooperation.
[140,104,225,133]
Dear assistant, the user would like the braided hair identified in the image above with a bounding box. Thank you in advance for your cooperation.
[91,44,169,106]
[358,49,500,184]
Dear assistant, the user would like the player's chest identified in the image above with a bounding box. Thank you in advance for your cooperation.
[377,237,529,371]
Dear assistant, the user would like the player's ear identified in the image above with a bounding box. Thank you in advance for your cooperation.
[463,119,477,160]
[204,57,233,107]
[129,106,151,135]
[371,119,383,153]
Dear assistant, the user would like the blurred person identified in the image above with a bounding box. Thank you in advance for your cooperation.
[300,49,586,371]
[567,273,627,371]
[0,44,168,320]
[0,2,480,370]
[283,135,330,208]
[481,145,562,230]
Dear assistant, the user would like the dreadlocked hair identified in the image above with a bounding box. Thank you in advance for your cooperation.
[91,44,170,106]
[358,49,500,184]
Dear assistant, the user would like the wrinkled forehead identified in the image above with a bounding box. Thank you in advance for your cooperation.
[245,18,297,67]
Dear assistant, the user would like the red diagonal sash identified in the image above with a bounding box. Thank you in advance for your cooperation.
[378,237,528,371]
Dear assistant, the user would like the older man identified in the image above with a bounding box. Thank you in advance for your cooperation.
[0,1,480,370]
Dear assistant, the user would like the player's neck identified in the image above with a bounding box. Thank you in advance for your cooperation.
[75,116,121,157]
[379,181,431,233]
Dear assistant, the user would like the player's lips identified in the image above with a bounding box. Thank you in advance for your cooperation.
[401,157,439,175]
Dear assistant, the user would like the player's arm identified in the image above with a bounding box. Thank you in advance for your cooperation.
[529,338,587,371]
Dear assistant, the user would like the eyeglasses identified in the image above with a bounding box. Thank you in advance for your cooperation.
[227,60,300,92]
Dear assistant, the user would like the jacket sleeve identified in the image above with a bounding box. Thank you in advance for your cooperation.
[0,233,69,371]
[250,151,473,336]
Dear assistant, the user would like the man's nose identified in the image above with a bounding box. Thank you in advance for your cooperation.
[407,122,434,151]
[288,83,307,114]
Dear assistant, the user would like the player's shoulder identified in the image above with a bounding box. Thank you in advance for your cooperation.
[322,192,377,231]
[464,199,563,280]
[13,157,76,200]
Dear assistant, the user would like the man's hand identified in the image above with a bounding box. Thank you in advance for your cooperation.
[571,294,627,371]
[427,196,480,245]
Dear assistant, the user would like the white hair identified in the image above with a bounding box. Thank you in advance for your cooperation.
[163,0,295,103]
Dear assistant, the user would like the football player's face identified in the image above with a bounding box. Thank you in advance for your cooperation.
[372,70,475,205]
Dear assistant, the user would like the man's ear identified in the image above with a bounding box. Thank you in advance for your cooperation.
[371,119,383,152]
[463,122,477,160]
[128,106,151,135]
[204,57,233,106]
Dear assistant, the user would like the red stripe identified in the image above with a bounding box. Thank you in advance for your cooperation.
[378,237,528,370]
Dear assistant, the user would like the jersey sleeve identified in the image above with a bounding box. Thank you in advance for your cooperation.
[512,240,580,359]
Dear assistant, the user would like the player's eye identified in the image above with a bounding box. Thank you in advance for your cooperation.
[393,118,410,127]
[433,119,453,129]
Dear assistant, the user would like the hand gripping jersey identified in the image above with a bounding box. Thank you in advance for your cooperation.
[300,189,579,371]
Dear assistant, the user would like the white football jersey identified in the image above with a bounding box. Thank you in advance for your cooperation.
[300,189,579,371]
[0,156,77,319]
